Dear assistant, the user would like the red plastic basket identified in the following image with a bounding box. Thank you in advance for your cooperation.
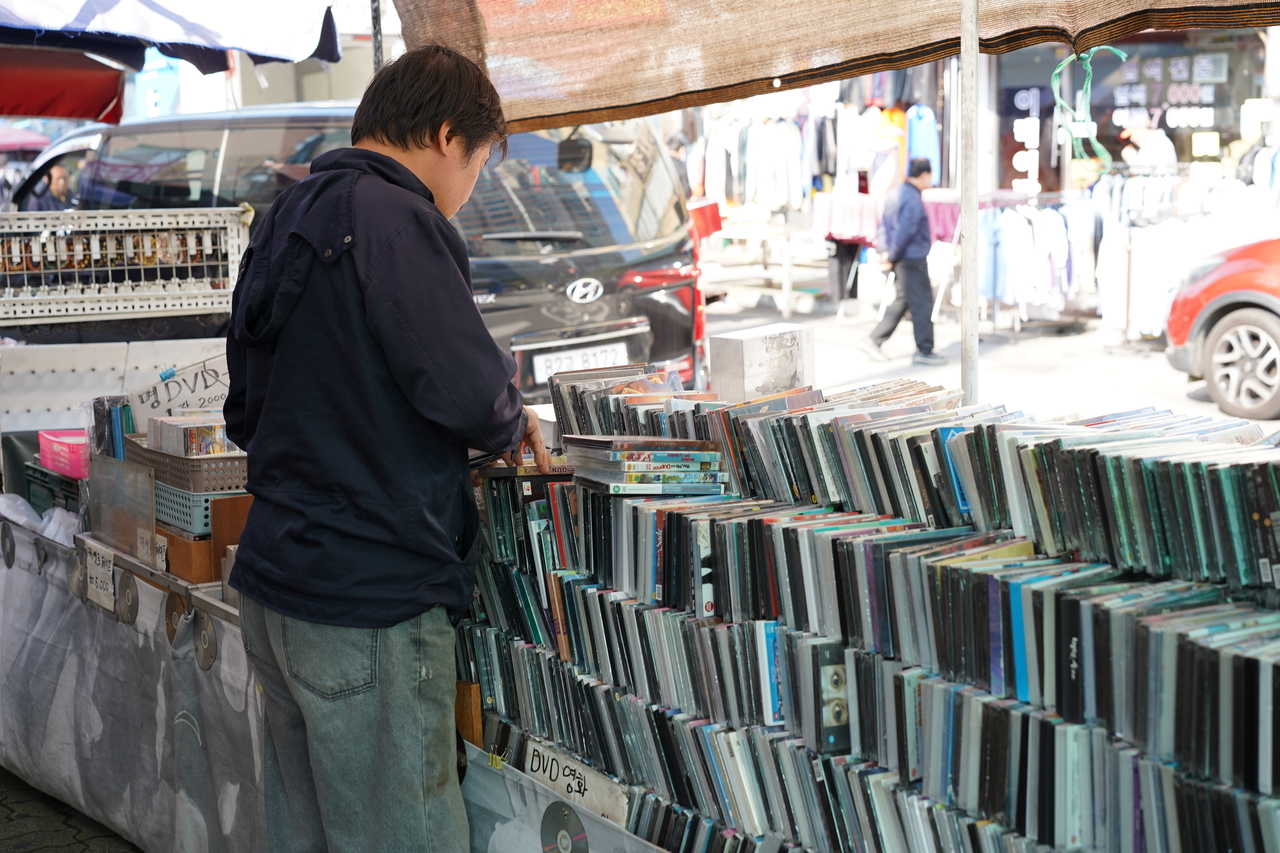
[38,429,89,480]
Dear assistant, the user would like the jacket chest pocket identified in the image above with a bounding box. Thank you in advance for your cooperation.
[282,616,379,700]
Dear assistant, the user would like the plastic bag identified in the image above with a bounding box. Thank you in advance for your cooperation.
[0,494,43,532]
[38,508,79,547]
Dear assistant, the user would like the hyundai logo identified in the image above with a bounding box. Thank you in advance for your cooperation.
[565,278,604,304]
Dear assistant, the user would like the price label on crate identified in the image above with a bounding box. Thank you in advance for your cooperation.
[129,355,230,420]
[154,535,168,571]
[83,540,116,613]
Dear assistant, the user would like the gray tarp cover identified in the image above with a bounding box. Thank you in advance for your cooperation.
[392,0,1280,131]
[0,526,266,852]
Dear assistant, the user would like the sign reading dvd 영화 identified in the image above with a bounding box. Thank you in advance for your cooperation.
[523,740,629,826]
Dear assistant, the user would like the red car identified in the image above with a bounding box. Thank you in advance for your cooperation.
[1166,239,1280,420]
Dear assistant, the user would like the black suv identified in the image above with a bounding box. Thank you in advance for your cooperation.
[7,103,706,399]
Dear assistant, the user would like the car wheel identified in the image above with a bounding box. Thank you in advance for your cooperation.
[1204,308,1280,420]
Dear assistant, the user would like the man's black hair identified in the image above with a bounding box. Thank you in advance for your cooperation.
[908,157,933,179]
[351,44,507,161]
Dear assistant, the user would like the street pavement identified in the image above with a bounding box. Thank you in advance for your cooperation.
[0,767,137,853]
[705,297,1257,424]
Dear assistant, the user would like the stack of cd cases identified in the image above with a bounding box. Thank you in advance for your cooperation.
[456,369,1280,853]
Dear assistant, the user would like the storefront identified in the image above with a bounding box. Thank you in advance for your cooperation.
[996,28,1269,192]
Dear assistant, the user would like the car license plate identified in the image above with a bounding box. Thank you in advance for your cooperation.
[532,342,630,384]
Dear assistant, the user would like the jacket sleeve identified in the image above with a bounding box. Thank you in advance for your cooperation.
[888,189,924,264]
[361,211,526,454]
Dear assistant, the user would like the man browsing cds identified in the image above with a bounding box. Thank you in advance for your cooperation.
[225,45,551,853]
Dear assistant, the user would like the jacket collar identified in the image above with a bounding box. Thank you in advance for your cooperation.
[310,147,436,205]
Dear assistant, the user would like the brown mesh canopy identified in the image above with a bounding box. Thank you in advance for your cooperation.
[393,0,1280,132]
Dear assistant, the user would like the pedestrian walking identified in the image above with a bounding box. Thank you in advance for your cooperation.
[225,45,551,853]
[858,157,947,365]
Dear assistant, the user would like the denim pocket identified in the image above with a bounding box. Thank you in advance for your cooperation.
[282,616,379,700]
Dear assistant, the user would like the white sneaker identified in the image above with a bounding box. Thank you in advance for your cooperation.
[857,337,889,362]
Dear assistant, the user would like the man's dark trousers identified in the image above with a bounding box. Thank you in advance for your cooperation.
[870,258,934,354]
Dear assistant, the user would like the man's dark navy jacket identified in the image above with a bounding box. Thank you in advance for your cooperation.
[225,148,526,628]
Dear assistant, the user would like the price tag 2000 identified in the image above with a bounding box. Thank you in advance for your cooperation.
[84,541,116,613]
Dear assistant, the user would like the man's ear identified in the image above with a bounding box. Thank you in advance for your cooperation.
[432,120,455,156]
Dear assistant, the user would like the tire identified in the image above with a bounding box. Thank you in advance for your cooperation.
[1203,308,1280,420]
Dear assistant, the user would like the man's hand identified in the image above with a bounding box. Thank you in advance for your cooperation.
[500,407,553,473]
[880,260,894,273]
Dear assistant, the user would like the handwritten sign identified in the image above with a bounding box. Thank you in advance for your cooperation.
[154,535,168,571]
[129,355,230,420]
[523,740,629,826]
[84,540,116,612]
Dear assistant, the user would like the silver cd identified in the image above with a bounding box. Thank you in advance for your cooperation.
[68,547,87,599]
[541,803,587,853]
[1,522,14,569]
[164,591,187,645]
[116,571,138,625]
[193,609,218,670]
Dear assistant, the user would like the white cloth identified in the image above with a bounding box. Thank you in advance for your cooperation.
[0,0,331,61]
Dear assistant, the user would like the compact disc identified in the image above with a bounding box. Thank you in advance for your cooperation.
[1,522,14,568]
[116,571,138,625]
[193,609,218,670]
[68,547,86,599]
[164,591,187,645]
[541,803,587,853]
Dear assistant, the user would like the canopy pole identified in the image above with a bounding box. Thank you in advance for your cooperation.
[959,0,979,405]
[371,0,384,71]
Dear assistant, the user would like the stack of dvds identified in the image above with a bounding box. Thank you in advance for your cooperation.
[456,368,1280,853]
[565,436,728,497]
[548,365,725,442]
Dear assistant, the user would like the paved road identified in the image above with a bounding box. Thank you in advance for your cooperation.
[705,297,1262,425]
[0,767,138,853]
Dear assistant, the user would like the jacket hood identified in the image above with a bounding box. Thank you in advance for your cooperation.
[231,148,435,348]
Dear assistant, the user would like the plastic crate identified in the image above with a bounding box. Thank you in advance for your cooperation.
[124,434,247,492]
[38,430,89,479]
[25,461,82,516]
[155,482,247,536]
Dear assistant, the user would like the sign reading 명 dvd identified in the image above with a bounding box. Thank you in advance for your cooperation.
[523,739,630,826]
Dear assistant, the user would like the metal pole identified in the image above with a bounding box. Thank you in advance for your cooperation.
[959,0,979,405]
[1059,62,1072,192]
[371,0,384,71]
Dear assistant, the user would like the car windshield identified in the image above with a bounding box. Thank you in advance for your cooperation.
[453,120,688,257]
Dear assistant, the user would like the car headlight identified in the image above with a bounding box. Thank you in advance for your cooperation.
[1178,255,1226,292]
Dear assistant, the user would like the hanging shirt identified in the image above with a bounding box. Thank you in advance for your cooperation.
[879,107,908,174]
[905,105,941,185]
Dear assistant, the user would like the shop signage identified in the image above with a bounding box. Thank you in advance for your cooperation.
[523,739,630,825]
[129,355,229,420]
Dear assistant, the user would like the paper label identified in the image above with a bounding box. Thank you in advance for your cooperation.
[136,528,154,564]
[84,540,116,612]
[523,740,630,826]
[154,535,168,571]
[129,355,230,420]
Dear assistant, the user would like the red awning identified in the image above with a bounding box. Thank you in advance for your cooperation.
[0,47,125,123]
[0,125,49,153]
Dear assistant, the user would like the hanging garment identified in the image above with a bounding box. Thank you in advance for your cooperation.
[923,200,958,243]
[880,107,908,174]
[905,104,941,184]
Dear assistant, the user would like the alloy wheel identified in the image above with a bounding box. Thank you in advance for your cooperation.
[1211,323,1280,410]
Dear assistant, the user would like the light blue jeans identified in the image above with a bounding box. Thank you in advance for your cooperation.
[240,596,467,853]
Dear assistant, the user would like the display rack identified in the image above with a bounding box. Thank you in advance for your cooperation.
[0,208,247,323]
